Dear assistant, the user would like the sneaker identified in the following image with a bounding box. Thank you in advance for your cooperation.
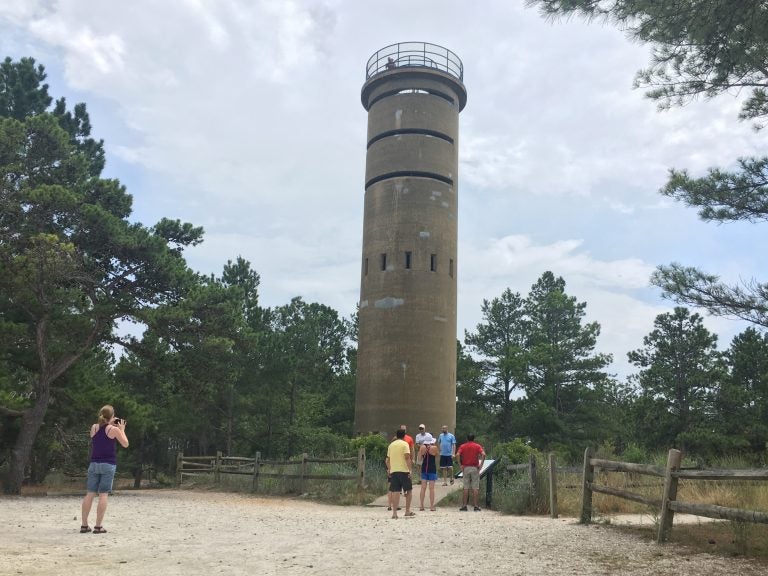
[473,506,481,511]
[459,506,468,511]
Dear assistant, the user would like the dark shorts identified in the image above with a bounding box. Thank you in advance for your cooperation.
[440,455,453,468]
[389,471,412,493]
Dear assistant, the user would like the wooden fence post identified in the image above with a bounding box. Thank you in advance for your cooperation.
[548,453,558,519]
[215,451,222,484]
[357,447,366,493]
[658,448,682,543]
[300,453,308,493]
[485,461,494,508]
[176,451,183,486]
[252,451,261,492]
[528,453,537,506]
[580,446,594,524]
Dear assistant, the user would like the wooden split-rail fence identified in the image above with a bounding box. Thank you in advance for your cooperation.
[176,445,767,545]
[176,448,366,493]
[580,447,768,542]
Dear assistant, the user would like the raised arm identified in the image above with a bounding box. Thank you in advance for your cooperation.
[107,421,129,448]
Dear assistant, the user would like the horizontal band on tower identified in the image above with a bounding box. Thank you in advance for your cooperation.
[365,171,454,189]
[367,128,454,149]
[367,87,456,109]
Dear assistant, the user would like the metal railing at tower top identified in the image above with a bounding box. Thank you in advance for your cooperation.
[366,42,463,81]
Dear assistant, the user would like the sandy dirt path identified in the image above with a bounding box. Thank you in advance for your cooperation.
[0,489,763,576]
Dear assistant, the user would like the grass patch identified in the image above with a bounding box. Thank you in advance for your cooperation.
[614,521,768,565]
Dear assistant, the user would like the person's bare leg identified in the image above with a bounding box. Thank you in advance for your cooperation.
[419,482,426,510]
[405,489,413,514]
[472,489,479,508]
[391,492,400,518]
[462,488,469,507]
[81,492,95,526]
[94,493,109,527]
[428,481,435,509]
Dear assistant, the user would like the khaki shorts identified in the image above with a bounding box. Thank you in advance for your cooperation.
[462,466,480,490]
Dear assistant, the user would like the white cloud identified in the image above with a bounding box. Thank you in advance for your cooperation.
[2,0,765,384]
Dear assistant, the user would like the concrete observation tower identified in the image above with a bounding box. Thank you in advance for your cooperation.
[354,42,467,439]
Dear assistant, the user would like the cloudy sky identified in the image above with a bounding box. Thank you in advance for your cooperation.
[2,1,765,379]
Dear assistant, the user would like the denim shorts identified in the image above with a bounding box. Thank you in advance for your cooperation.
[86,462,117,493]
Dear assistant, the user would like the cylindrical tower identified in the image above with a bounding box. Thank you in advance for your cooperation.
[355,42,467,438]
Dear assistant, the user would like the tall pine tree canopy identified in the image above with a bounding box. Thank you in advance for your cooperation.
[0,57,203,494]
[526,1,768,328]
[465,272,614,456]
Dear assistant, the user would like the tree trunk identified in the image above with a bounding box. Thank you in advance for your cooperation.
[132,438,145,489]
[288,379,297,457]
[4,387,51,495]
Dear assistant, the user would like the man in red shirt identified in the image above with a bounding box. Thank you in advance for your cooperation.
[456,433,485,511]
[400,424,415,465]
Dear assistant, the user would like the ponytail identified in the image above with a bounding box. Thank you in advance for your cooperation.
[97,405,114,426]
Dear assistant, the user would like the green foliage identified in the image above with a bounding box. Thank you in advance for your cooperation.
[0,56,360,489]
[0,57,203,493]
[464,272,618,455]
[464,288,527,438]
[527,1,768,125]
[494,438,538,464]
[455,341,493,441]
[716,328,768,461]
[628,307,720,453]
[292,429,352,458]
[350,433,388,463]
[620,443,648,464]
[0,57,51,119]
[490,476,535,515]
[526,2,768,329]
[651,263,768,330]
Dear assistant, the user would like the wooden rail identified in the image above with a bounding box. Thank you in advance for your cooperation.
[580,447,768,543]
[176,449,366,494]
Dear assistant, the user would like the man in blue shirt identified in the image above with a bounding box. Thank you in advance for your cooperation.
[437,425,456,486]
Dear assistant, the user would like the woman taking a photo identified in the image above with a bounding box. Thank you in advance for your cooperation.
[418,433,439,511]
[80,405,129,533]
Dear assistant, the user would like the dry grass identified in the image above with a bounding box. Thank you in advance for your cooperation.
[548,468,768,564]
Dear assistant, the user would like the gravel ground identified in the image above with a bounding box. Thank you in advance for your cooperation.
[0,489,763,576]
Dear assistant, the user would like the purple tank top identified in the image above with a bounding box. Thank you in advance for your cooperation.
[90,424,117,464]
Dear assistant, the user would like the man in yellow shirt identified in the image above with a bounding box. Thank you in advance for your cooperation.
[386,428,414,518]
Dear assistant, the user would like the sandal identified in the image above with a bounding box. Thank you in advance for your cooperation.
[404,511,416,518]
[80,525,91,533]
[93,526,107,534]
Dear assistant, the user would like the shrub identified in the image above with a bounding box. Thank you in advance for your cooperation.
[621,443,648,464]
[494,438,539,463]
[350,433,388,463]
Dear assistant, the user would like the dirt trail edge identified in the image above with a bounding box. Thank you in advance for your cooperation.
[0,490,762,576]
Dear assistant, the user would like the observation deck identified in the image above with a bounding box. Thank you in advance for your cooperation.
[362,42,467,111]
